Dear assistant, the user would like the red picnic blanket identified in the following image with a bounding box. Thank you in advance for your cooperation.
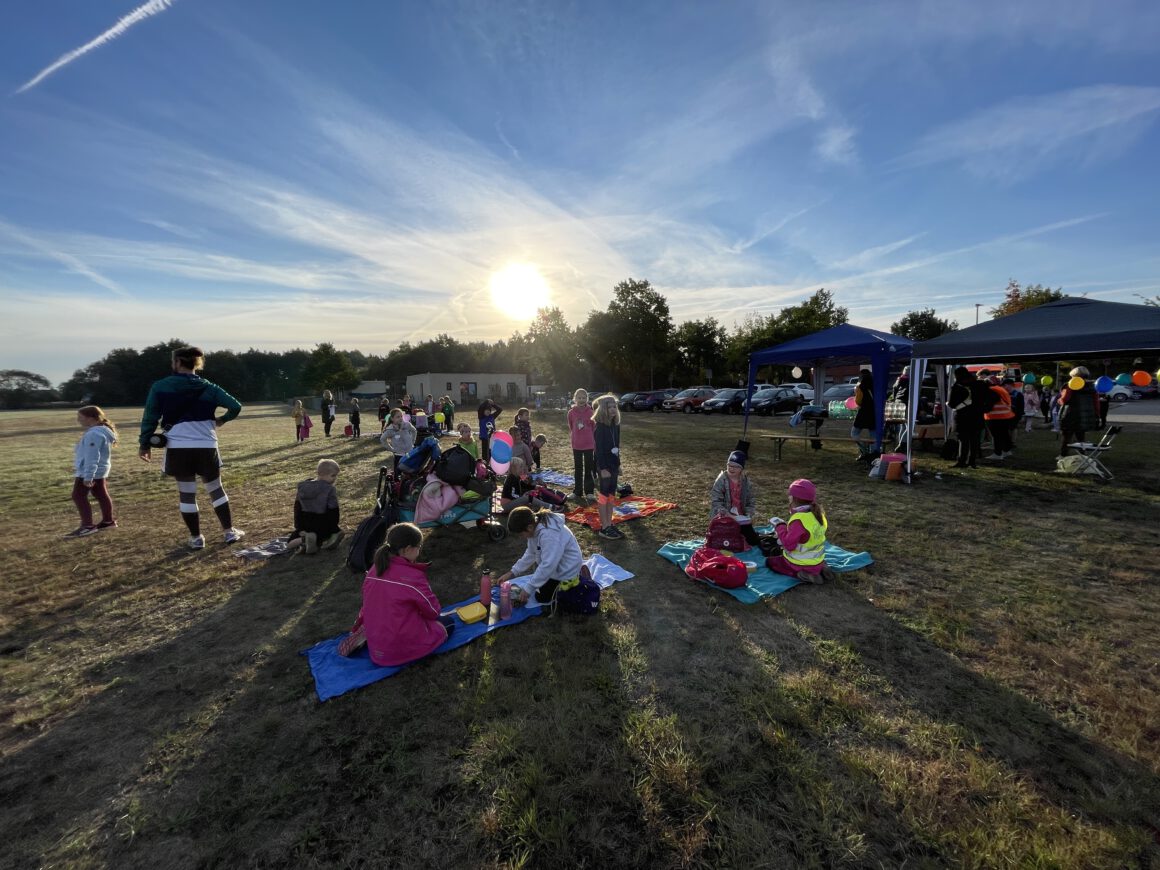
[564,496,678,529]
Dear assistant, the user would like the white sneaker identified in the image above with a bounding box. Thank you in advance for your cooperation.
[189,535,206,550]
[223,528,246,544]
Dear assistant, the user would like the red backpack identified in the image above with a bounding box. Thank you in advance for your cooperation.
[706,515,751,552]
[685,546,748,589]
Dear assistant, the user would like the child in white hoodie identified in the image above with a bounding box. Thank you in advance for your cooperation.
[66,406,118,538]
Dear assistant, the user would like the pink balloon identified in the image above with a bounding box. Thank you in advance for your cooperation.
[403,413,411,422]
[844,396,858,410]
[491,431,514,448]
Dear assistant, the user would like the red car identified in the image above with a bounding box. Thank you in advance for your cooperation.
[662,387,717,413]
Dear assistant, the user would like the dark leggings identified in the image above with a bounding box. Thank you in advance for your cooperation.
[572,448,595,495]
[72,477,114,527]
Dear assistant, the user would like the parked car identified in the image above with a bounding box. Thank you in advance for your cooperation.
[821,384,857,402]
[617,392,638,410]
[701,388,750,415]
[1107,385,1133,403]
[1132,379,1159,399]
[778,382,814,401]
[663,387,717,413]
[749,387,803,416]
[632,389,679,412]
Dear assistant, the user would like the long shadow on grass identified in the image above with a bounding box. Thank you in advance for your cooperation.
[781,583,1160,836]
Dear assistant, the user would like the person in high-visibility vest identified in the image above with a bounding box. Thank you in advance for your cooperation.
[983,377,1016,460]
[765,479,834,584]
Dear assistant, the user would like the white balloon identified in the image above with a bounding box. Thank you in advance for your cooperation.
[791,367,803,379]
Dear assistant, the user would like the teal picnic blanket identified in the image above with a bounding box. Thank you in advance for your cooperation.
[657,534,873,604]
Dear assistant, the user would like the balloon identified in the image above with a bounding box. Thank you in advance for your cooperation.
[1068,376,1085,390]
[491,430,514,449]
[1095,376,1115,393]
[844,396,858,410]
[1040,375,1053,386]
[1114,373,1130,386]
[489,458,510,475]
[489,438,513,465]
[1022,373,1036,384]
[434,412,445,423]
[403,413,411,422]
[1132,370,1150,387]
[791,366,803,379]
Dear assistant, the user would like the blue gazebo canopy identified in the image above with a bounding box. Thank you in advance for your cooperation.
[746,323,913,447]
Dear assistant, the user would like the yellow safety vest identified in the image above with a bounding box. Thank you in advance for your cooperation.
[784,510,828,566]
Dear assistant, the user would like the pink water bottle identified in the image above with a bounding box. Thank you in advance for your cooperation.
[479,569,492,606]
[499,581,513,619]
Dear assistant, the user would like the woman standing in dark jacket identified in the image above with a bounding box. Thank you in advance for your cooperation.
[851,370,876,463]
[1058,367,1101,456]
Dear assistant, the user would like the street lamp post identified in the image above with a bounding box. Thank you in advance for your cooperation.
[975,303,983,325]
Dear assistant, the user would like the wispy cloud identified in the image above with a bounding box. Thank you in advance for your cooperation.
[896,85,1160,180]
[15,0,177,94]
[727,204,820,254]
[0,219,128,296]
[832,233,924,270]
[816,124,858,166]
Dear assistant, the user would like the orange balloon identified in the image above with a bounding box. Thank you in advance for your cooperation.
[1067,376,1085,390]
[1131,370,1150,387]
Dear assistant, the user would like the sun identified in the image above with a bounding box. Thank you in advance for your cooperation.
[488,263,552,320]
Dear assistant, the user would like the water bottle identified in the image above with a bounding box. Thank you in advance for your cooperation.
[479,569,492,606]
[499,581,513,619]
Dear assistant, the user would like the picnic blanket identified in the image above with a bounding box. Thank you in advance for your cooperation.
[301,557,637,701]
[532,468,574,487]
[656,534,873,604]
[565,496,678,530]
[235,535,293,560]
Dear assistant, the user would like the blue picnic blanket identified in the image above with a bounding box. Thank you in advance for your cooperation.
[302,592,543,701]
[532,468,574,487]
[656,533,873,604]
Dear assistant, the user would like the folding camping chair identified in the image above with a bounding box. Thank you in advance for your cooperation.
[1065,425,1121,480]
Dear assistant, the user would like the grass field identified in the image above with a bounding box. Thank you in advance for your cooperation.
[1,403,1158,869]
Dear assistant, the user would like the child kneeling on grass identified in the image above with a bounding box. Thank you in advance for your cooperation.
[709,449,760,548]
[765,478,835,584]
[288,458,344,554]
[338,522,455,662]
[493,506,584,606]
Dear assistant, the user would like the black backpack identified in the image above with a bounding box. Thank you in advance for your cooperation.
[433,444,475,487]
[346,467,399,574]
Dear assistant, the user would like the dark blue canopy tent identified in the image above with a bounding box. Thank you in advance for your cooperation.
[745,323,914,448]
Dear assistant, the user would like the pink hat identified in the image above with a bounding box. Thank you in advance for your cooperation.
[788,478,816,502]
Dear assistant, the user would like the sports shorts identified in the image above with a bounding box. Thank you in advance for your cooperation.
[163,447,222,479]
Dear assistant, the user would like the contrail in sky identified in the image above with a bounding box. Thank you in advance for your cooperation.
[16,0,177,94]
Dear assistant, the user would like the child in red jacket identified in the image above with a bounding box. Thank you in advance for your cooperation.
[338,523,454,663]
[765,479,836,584]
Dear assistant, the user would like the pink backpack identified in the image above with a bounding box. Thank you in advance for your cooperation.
[706,515,750,552]
[685,546,748,588]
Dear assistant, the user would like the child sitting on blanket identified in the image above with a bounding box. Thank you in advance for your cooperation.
[493,506,585,606]
[501,457,552,512]
[765,478,835,584]
[709,450,761,548]
[338,523,455,662]
[532,433,547,472]
[288,459,343,554]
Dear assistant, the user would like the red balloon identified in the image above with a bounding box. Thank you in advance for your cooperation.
[1131,370,1151,387]
[491,430,514,448]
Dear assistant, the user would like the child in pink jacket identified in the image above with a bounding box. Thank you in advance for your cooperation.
[338,523,454,664]
[567,388,596,501]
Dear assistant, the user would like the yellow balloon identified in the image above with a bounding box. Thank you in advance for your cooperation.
[434,412,446,423]
[1068,376,1085,390]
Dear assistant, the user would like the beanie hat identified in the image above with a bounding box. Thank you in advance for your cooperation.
[788,478,816,502]
[727,450,747,468]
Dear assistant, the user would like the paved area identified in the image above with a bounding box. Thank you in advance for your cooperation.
[1107,400,1160,425]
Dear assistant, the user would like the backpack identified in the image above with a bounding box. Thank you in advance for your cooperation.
[529,486,568,507]
[685,546,748,588]
[553,564,601,614]
[346,467,399,573]
[433,444,475,487]
[706,514,751,552]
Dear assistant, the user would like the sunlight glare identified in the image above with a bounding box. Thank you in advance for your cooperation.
[488,263,551,319]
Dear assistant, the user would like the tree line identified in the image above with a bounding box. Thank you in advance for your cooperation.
[14,277,1025,408]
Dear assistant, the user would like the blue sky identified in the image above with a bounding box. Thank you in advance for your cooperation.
[2,0,1159,386]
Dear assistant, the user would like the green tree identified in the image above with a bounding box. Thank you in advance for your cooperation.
[605,278,673,389]
[300,343,361,394]
[989,280,1065,318]
[0,369,53,408]
[725,289,848,383]
[672,318,727,385]
[527,307,584,386]
[890,308,958,341]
